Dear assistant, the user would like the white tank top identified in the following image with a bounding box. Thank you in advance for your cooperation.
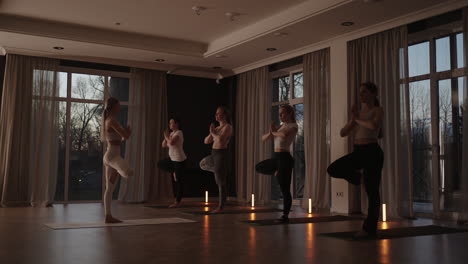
[168,130,187,162]
[355,110,380,139]
[274,122,298,150]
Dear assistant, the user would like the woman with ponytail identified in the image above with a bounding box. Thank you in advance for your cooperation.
[327,82,384,238]
[101,97,134,223]
[255,104,298,223]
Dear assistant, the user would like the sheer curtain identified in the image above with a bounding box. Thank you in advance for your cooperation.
[0,54,60,207]
[235,67,271,204]
[347,26,412,218]
[458,7,468,223]
[302,48,331,209]
[118,68,170,202]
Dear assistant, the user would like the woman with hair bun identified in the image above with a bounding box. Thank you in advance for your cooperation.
[101,97,134,223]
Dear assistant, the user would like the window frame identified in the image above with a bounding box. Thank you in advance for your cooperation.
[403,26,467,218]
[43,66,131,203]
[270,64,305,200]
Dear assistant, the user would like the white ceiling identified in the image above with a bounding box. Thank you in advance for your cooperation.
[0,0,308,43]
[0,0,464,77]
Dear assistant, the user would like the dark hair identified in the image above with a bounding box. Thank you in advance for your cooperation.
[170,117,182,129]
[217,106,231,124]
[103,97,119,121]
[280,104,296,122]
[360,82,380,107]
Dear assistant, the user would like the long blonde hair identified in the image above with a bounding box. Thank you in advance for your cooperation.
[100,97,119,142]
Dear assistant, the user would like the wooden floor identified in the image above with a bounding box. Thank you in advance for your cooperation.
[1,202,467,264]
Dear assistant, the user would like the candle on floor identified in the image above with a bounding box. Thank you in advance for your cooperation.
[205,191,208,204]
[382,203,387,222]
[308,198,312,214]
[251,194,255,208]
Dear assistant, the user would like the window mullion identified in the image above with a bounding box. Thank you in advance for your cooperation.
[290,72,294,100]
[64,72,71,203]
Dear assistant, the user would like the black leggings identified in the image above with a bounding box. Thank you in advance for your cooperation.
[256,152,295,216]
[327,143,384,234]
[157,158,186,203]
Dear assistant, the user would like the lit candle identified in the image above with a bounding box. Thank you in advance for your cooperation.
[205,191,208,204]
[382,203,387,222]
[251,194,255,208]
[308,198,312,214]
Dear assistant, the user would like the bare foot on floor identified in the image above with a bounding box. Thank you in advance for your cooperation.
[211,208,224,214]
[105,215,123,224]
[168,202,181,208]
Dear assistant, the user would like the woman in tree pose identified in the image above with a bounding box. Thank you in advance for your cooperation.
[327,82,384,238]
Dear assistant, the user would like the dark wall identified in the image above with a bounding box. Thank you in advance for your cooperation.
[0,55,5,109]
[166,75,236,198]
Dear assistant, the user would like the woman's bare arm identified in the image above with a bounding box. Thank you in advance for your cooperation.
[107,119,131,140]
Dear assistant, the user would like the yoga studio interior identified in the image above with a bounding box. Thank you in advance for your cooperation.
[2,0,468,263]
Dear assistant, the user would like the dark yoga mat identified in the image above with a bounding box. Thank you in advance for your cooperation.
[146,203,219,209]
[243,215,364,225]
[183,207,283,215]
[320,225,468,241]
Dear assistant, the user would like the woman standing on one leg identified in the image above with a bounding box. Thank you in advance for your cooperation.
[327,82,384,238]
[255,105,298,223]
[101,97,134,223]
[158,118,187,208]
[200,106,232,213]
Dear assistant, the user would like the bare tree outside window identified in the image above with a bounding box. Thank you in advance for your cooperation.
[270,69,304,200]
[409,80,432,202]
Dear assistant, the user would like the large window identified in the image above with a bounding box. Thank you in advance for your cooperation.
[53,68,130,202]
[270,67,305,200]
[404,16,466,215]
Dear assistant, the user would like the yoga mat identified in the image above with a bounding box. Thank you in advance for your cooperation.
[44,217,196,230]
[320,225,468,240]
[184,207,282,215]
[243,215,364,225]
[146,203,216,209]
[145,201,239,209]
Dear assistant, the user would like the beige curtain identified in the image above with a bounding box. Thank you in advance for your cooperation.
[118,68,170,202]
[347,26,412,218]
[235,66,271,204]
[0,54,60,207]
[302,48,331,209]
[458,7,468,223]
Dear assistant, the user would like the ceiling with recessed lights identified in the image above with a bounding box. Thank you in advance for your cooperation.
[0,0,461,77]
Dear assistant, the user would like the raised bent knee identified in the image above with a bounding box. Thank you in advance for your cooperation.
[326,163,335,177]
[121,168,134,178]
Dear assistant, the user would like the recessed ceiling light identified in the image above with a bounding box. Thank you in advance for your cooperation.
[154,59,165,62]
[266,48,277,51]
[212,66,222,70]
[273,32,288,37]
[192,6,207,16]
[53,46,64,50]
[341,21,354,27]
[225,12,240,21]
